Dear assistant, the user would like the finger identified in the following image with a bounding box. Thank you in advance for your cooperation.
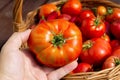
[42,66,55,74]
[48,60,78,80]
[2,29,31,51]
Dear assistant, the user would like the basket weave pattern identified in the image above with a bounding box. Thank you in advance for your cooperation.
[13,0,120,80]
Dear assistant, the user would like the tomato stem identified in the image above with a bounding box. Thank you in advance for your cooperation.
[51,34,65,47]
[91,7,97,16]
[114,58,120,66]
[107,7,113,15]
[94,17,100,26]
[41,16,45,20]
[57,7,61,11]
[82,40,93,50]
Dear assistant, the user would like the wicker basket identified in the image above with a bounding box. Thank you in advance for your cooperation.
[13,0,120,80]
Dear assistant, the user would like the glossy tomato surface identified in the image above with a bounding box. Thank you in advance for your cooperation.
[106,8,120,22]
[103,48,120,69]
[102,56,120,69]
[28,19,82,67]
[76,9,95,24]
[112,48,120,58]
[61,0,82,16]
[39,3,58,17]
[81,17,106,39]
[101,33,110,43]
[79,38,111,66]
[72,62,92,73]
[97,6,107,16]
[110,40,120,51]
[110,20,120,40]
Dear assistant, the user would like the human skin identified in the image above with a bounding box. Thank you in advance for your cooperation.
[0,29,78,80]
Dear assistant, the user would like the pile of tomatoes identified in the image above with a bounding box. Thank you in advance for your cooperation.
[28,0,120,73]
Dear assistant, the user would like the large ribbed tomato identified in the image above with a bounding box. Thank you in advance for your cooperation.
[28,19,82,67]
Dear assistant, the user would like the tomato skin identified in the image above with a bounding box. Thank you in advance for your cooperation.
[106,8,120,22]
[72,62,92,73]
[61,0,82,16]
[97,6,107,16]
[28,19,82,68]
[110,20,120,40]
[112,48,120,58]
[46,11,59,21]
[102,56,120,69]
[103,48,120,69]
[39,3,59,17]
[76,9,95,24]
[58,14,72,21]
[110,40,120,51]
[79,38,111,66]
[104,21,111,36]
[101,33,110,43]
[81,17,106,39]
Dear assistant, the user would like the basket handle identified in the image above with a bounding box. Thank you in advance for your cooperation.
[13,0,26,32]
[13,0,40,32]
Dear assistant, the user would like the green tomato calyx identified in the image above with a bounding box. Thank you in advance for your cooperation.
[114,58,120,66]
[82,40,93,50]
[51,34,65,47]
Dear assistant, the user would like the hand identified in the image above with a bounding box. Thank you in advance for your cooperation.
[0,29,78,80]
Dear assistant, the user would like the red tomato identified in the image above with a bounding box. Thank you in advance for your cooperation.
[39,16,46,24]
[110,40,120,51]
[79,38,111,66]
[110,20,120,40]
[97,6,107,16]
[28,19,82,68]
[101,33,110,42]
[46,11,59,21]
[58,14,72,21]
[102,56,120,69]
[72,62,92,73]
[112,48,120,58]
[103,48,120,69]
[81,17,106,39]
[39,3,60,17]
[106,8,120,22]
[104,21,111,36]
[69,16,78,23]
[61,0,82,16]
[76,9,95,24]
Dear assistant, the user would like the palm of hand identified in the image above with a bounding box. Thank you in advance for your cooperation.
[0,30,77,80]
[0,48,58,80]
[21,50,54,80]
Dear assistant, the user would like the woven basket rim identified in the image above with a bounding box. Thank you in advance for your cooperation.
[13,0,120,80]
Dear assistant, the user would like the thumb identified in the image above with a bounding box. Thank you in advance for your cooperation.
[0,29,31,79]
[2,29,31,51]
[48,60,78,80]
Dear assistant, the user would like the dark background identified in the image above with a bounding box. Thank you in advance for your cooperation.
[0,0,119,49]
